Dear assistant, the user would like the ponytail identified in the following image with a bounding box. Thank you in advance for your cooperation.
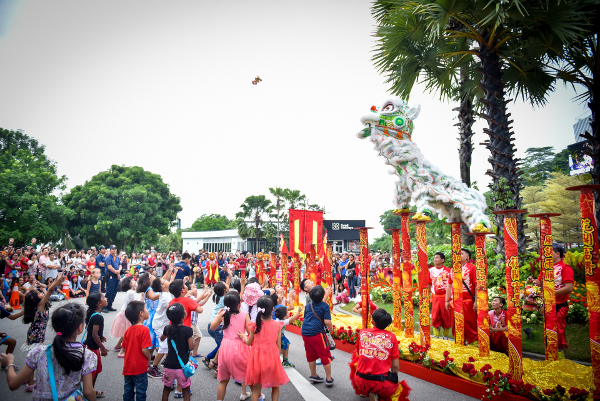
[164,303,185,340]
[51,303,85,374]
[254,295,274,335]
[212,282,226,305]
[222,292,241,331]
[85,292,102,324]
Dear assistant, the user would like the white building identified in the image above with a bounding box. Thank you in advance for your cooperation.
[181,230,246,254]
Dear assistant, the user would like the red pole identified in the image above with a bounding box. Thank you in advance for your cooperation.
[355,227,373,329]
[445,222,464,345]
[395,211,415,338]
[387,228,402,331]
[411,219,432,347]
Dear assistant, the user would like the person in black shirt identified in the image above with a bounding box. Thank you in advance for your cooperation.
[84,292,108,392]
[161,303,193,400]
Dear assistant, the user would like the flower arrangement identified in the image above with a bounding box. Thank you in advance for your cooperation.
[479,364,511,399]
[461,362,478,379]
[330,325,359,344]
[521,284,542,311]
[407,341,429,361]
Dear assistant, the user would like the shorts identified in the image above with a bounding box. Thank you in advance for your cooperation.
[162,368,191,388]
[86,347,102,378]
[281,332,290,351]
[191,323,202,341]
[155,328,168,354]
[302,333,332,364]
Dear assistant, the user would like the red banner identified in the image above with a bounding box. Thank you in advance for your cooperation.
[540,218,559,360]
[270,252,277,288]
[359,228,371,329]
[504,214,523,379]
[325,244,333,310]
[475,234,490,357]
[451,223,464,345]
[256,253,265,285]
[289,209,323,255]
[293,253,300,306]
[280,233,289,254]
[416,222,431,347]
[391,229,402,330]
[281,253,288,289]
[576,188,600,387]
[401,214,414,338]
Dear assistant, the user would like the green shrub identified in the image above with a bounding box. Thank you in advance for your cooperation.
[567,303,589,324]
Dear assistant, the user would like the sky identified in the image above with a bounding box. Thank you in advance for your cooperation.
[0,0,591,239]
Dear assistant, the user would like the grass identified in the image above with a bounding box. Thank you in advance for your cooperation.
[339,300,591,362]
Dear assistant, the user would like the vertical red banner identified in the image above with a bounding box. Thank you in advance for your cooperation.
[358,228,372,329]
[567,185,600,388]
[288,209,324,255]
[416,222,431,347]
[536,216,559,360]
[293,253,300,307]
[401,214,414,338]
[451,223,464,345]
[282,253,288,289]
[475,234,490,357]
[270,252,277,288]
[391,229,402,330]
[256,253,264,285]
[494,210,525,380]
[325,244,333,310]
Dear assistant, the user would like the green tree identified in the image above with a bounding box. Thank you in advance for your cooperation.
[63,165,182,252]
[189,214,235,231]
[0,128,72,245]
[236,195,274,250]
[269,187,287,235]
[371,234,393,254]
[552,149,570,175]
[521,147,556,186]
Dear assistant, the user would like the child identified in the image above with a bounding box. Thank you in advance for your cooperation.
[0,305,24,368]
[489,296,508,354]
[352,297,378,315]
[69,275,86,298]
[161,303,193,401]
[21,273,65,391]
[241,282,264,322]
[211,292,252,401]
[84,291,108,395]
[185,282,211,358]
[349,308,411,401]
[335,288,349,305]
[301,285,334,386]
[137,273,161,353]
[122,300,152,401]
[0,302,98,400]
[240,296,289,401]
[203,280,229,370]
[149,276,175,378]
[274,304,303,368]
[86,268,102,297]
[110,276,138,357]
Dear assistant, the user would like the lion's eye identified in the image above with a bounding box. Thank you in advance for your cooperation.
[382,103,394,112]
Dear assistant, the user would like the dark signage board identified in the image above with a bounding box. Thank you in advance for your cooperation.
[323,220,366,240]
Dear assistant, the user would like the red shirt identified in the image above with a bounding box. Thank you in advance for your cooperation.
[148,257,156,267]
[355,328,399,375]
[448,262,476,298]
[169,296,199,327]
[357,299,378,312]
[85,260,95,275]
[537,260,574,304]
[237,258,247,270]
[428,266,451,295]
[19,258,29,272]
[122,325,152,375]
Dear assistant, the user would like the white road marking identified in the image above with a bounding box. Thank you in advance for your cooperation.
[286,368,333,401]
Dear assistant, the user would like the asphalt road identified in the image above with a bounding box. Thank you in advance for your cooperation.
[0,292,475,401]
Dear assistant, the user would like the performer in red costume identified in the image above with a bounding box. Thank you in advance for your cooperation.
[489,296,508,354]
[445,248,478,344]
[429,252,453,339]
[350,308,411,401]
[205,252,219,288]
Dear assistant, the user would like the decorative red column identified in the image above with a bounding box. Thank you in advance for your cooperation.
[395,211,415,337]
[410,219,432,347]
[466,231,494,357]
[355,227,373,329]
[281,252,289,289]
[493,209,527,380]
[293,253,300,307]
[529,213,561,361]
[270,252,277,288]
[325,244,333,310]
[256,252,265,285]
[444,222,465,345]
[387,228,403,331]
[566,185,600,388]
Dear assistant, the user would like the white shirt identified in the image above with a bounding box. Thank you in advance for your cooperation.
[120,289,139,312]
[45,258,60,279]
[152,292,174,331]
[241,302,259,322]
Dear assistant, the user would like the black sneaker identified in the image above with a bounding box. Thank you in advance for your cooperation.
[309,376,324,383]
[102,308,109,313]
[106,307,117,312]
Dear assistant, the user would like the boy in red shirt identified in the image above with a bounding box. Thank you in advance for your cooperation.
[350,308,411,401]
[168,280,204,327]
[352,298,378,315]
[122,300,152,400]
[529,243,574,358]
[428,252,453,339]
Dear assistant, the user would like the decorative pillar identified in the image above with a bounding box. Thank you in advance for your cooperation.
[387,228,402,330]
[325,244,333,310]
[306,248,316,284]
[529,213,561,361]
[270,252,277,288]
[355,227,373,329]
[466,231,493,357]
[293,253,300,306]
[566,185,600,388]
[396,211,415,338]
[493,209,527,380]
[444,222,465,345]
[256,252,264,285]
[282,252,288,289]
[411,219,432,347]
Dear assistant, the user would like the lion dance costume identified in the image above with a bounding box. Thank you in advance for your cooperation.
[205,253,219,287]
[349,327,411,401]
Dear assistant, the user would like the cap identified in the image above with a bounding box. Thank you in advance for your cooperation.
[98,246,105,250]
[109,245,117,250]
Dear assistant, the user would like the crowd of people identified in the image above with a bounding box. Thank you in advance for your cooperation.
[0,237,575,401]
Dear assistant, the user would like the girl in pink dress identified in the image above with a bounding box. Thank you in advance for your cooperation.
[210,292,252,401]
[239,295,289,401]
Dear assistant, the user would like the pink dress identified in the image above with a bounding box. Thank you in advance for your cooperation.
[245,319,289,388]
[217,311,251,382]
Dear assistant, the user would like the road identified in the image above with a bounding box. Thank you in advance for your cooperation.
[0,292,475,400]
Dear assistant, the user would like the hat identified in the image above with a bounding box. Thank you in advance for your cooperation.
[98,246,105,250]
[242,283,264,306]
[109,245,117,250]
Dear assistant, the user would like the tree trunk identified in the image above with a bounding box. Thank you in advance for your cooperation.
[477,41,527,260]
[455,66,476,245]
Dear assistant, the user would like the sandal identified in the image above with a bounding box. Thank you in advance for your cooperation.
[174,392,183,399]
[202,358,211,369]
[96,390,105,398]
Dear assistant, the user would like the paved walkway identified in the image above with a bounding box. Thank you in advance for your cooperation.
[0,292,475,400]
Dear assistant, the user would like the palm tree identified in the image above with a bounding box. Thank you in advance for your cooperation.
[269,187,286,235]
[372,0,592,256]
[236,195,274,252]
[283,189,306,210]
